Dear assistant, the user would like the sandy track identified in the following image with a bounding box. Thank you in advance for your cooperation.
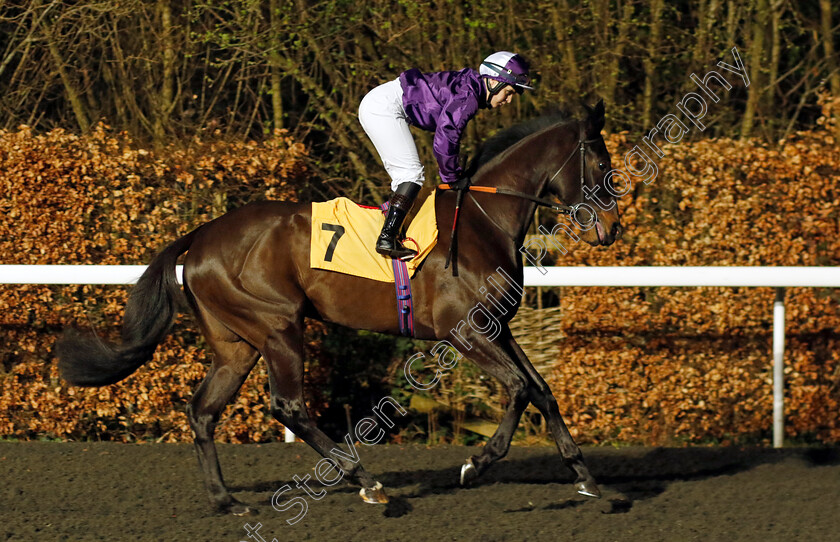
[1,442,837,541]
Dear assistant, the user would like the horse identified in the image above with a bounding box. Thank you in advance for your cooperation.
[57,100,622,516]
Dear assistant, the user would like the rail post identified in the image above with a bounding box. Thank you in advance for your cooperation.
[772,287,786,448]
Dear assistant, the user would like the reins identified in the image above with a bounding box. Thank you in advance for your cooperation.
[437,184,576,214]
[437,122,601,276]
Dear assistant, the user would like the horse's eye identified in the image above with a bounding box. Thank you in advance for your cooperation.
[598,162,607,171]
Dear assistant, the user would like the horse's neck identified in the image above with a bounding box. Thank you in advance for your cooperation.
[470,126,568,245]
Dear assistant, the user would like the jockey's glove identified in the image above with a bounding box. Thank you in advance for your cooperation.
[447,176,472,191]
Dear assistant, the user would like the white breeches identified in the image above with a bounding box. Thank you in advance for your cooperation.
[358,79,425,192]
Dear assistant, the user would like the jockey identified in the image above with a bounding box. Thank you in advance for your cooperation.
[359,51,533,261]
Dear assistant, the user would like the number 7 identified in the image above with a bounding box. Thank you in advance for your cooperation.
[321,223,345,262]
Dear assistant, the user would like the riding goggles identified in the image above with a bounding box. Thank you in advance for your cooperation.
[481,61,534,91]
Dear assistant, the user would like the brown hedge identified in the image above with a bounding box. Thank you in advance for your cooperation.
[0,124,315,443]
[536,96,840,445]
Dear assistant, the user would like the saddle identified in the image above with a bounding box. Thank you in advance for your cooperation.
[310,192,438,282]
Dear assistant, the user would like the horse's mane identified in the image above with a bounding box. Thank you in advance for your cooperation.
[464,110,572,178]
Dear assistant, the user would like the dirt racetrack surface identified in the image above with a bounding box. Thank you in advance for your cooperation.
[1,441,838,541]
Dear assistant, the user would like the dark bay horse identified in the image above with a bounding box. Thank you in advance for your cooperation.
[58,101,621,515]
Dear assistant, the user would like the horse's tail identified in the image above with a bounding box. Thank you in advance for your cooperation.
[57,228,200,387]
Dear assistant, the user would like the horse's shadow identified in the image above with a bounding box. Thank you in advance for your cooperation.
[231,445,839,518]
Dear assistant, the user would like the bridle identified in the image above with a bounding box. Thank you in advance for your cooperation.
[438,121,602,231]
[437,121,603,275]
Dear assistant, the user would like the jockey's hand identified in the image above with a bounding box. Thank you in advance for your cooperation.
[448,176,471,191]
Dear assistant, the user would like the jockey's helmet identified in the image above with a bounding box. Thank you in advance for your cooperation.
[480,52,533,94]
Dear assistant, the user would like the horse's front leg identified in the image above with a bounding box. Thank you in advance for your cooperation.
[507,337,600,498]
[452,327,533,485]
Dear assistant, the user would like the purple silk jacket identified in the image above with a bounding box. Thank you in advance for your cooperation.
[399,68,487,184]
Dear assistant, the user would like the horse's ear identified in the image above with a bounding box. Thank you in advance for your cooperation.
[593,99,605,121]
[582,99,605,134]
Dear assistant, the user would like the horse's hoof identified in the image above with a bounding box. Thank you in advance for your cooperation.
[219,499,256,516]
[575,479,601,499]
[460,458,478,486]
[231,503,256,516]
[360,482,389,504]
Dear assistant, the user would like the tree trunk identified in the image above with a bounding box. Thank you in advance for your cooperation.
[550,0,581,93]
[725,0,740,46]
[741,0,768,139]
[151,0,175,143]
[269,0,284,132]
[819,0,840,138]
[107,15,151,135]
[591,0,610,101]
[604,0,634,108]
[42,19,90,133]
[694,0,709,66]
[643,0,665,128]
[767,0,783,116]
[694,0,720,67]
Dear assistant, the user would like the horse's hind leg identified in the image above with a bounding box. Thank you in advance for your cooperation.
[263,318,387,504]
[187,313,260,515]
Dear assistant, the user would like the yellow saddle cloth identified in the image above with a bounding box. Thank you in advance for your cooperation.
[310,192,438,282]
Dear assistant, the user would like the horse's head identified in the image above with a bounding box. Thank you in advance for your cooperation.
[546,100,622,246]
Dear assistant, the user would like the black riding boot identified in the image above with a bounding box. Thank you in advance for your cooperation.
[376,182,421,260]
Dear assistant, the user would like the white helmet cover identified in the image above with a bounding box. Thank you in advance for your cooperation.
[479,51,533,92]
